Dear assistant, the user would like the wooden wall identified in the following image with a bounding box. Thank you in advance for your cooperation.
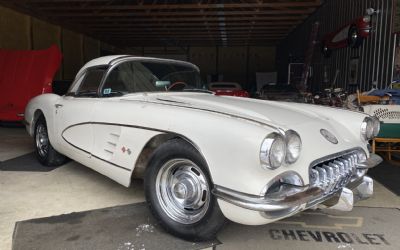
[0,5,113,81]
[0,5,277,88]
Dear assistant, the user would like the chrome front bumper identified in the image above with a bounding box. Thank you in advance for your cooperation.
[212,153,382,213]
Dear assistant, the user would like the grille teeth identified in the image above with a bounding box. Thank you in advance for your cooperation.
[309,152,359,195]
[310,169,319,188]
[320,165,331,193]
[328,162,342,189]
[315,167,328,189]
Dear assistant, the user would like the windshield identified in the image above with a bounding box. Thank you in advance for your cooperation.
[101,60,204,96]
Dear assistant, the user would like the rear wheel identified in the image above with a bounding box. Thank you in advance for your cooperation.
[34,116,67,167]
[145,139,226,241]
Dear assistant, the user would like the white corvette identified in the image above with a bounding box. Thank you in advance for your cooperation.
[25,56,382,240]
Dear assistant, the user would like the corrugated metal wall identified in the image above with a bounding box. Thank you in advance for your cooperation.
[277,0,396,92]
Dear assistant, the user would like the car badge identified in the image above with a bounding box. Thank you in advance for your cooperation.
[320,129,338,144]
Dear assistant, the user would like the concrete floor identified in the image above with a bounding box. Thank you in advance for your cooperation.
[1,127,399,250]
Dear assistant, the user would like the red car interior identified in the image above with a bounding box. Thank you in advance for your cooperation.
[0,45,62,121]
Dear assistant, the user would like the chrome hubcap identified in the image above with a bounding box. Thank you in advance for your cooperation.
[351,32,358,41]
[156,159,210,224]
[35,123,49,157]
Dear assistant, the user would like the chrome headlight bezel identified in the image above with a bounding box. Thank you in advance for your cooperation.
[371,116,380,137]
[260,133,286,170]
[285,130,302,164]
[361,117,374,141]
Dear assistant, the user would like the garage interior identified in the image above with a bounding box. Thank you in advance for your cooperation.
[0,0,400,250]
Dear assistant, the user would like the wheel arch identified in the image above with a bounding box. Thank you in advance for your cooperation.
[29,109,44,136]
[131,133,210,181]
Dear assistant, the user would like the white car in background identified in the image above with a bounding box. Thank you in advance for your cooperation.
[25,55,382,241]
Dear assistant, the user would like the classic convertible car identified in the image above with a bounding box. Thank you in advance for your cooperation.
[25,56,382,241]
[321,9,374,57]
[208,81,250,97]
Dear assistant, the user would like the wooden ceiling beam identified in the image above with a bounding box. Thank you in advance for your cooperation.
[113,41,282,45]
[87,22,296,28]
[60,15,307,23]
[113,40,282,46]
[42,9,316,17]
[93,31,288,36]
[76,20,301,26]
[91,26,290,33]
[107,35,285,40]
[120,42,279,46]
[106,36,286,40]
[16,0,111,3]
[33,1,321,10]
[0,0,322,47]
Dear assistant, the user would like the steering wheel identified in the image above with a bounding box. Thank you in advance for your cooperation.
[167,81,187,91]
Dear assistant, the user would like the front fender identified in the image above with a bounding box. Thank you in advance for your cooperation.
[25,93,61,143]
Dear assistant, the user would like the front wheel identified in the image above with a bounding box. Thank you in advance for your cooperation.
[321,42,332,58]
[34,116,67,167]
[348,25,363,48]
[144,139,226,241]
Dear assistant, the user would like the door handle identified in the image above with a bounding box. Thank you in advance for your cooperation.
[55,104,63,108]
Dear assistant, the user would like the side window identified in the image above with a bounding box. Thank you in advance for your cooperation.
[75,67,107,97]
[102,61,158,97]
[102,65,130,96]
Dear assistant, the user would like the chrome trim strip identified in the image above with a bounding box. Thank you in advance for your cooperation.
[61,122,205,173]
[61,122,167,172]
[108,56,200,71]
[61,133,131,172]
[108,55,133,65]
[356,153,382,169]
[212,184,323,212]
[62,122,170,139]
[92,154,131,172]
[120,99,281,131]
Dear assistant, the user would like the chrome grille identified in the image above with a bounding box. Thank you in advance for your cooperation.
[309,151,359,195]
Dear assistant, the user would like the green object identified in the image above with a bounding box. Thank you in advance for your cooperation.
[377,123,400,138]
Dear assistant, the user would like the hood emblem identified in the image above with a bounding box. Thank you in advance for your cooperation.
[320,129,338,144]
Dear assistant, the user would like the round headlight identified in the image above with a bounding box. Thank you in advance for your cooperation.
[285,130,302,164]
[371,116,380,137]
[361,117,374,140]
[260,133,286,170]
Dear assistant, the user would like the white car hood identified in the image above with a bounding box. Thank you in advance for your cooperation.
[140,93,333,129]
[121,92,365,147]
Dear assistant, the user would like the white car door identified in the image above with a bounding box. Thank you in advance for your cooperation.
[54,67,106,165]
[88,61,162,186]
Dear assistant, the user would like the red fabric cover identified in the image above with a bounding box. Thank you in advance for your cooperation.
[0,45,62,121]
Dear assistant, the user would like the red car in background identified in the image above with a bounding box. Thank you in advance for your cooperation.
[208,82,250,97]
[321,9,374,57]
[0,45,62,122]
